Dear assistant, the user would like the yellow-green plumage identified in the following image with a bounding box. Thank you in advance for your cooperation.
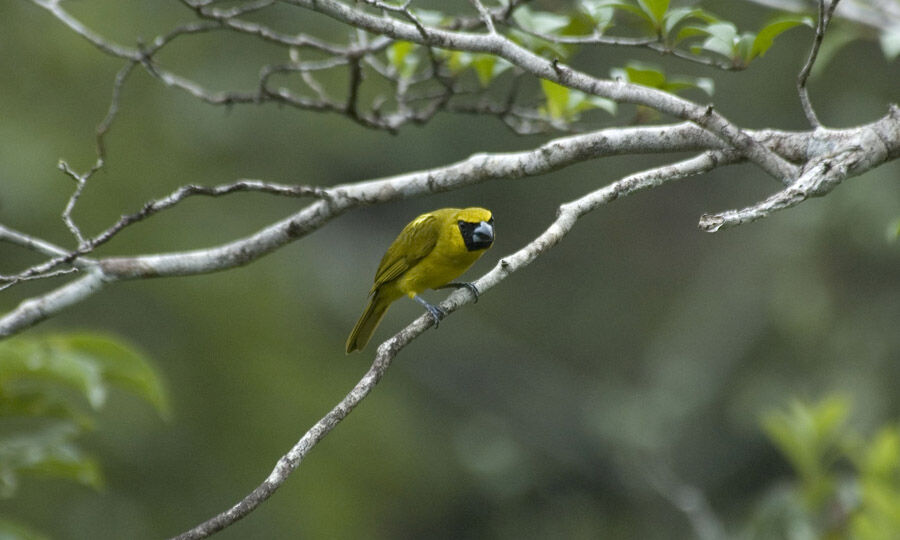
[346,207,494,353]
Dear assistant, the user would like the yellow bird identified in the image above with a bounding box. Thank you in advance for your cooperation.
[346,207,495,353]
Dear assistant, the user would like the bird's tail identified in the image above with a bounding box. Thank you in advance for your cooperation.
[346,291,390,353]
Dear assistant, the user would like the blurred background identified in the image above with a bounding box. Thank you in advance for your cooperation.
[1,0,899,538]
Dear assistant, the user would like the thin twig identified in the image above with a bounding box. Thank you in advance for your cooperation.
[0,268,81,291]
[468,0,497,34]
[57,161,88,246]
[510,27,743,71]
[797,0,841,128]
[0,224,90,261]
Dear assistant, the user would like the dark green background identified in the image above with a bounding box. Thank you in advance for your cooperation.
[1,1,899,538]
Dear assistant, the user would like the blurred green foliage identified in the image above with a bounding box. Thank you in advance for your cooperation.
[747,397,900,539]
[0,333,167,537]
[0,0,899,539]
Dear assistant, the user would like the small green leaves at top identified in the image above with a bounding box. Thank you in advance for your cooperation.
[691,16,812,68]
[752,15,815,60]
[602,1,717,44]
[540,79,616,122]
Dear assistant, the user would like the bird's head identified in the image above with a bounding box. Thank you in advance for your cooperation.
[455,207,494,252]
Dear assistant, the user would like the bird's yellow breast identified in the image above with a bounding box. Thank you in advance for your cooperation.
[396,237,483,297]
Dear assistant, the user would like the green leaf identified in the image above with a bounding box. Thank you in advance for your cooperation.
[607,2,653,25]
[0,333,169,417]
[611,62,713,97]
[637,0,669,25]
[663,8,718,42]
[56,333,169,417]
[472,55,495,87]
[0,332,166,503]
[667,76,715,96]
[578,0,617,31]
[698,22,738,58]
[0,338,106,409]
[676,24,713,45]
[539,79,616,121]
[512,6,571,35]
[859,427,900,478]
[624,64,666,87]
[761,396,850,507]
[541,79,570,120]
[0,421,103,498]
[735,32,756,64]
[387,41,419,78]
[470,54,512,87]
[751,16,814,61]
[445,51,472,75]
[0,390,94,428]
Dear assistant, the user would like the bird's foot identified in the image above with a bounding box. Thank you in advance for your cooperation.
[425,303,447,328]
[438,281,480,303]
[413,294,447,328]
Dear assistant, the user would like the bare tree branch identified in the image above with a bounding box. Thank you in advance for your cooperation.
[4,106,898,337]
[0,121,734,337]
[700,114,898,231]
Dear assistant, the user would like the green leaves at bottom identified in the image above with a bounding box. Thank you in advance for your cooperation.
[0,332,167,500]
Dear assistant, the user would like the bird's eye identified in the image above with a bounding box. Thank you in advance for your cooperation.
[488,217,494,225]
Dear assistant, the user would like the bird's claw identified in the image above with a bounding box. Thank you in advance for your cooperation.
[426,304,447,327]
[440,281,480,303]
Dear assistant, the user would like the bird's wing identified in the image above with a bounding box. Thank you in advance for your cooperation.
[371,213,440,293]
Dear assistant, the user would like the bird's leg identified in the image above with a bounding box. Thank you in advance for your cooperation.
[436,282,480,303]
[413,295,447,327]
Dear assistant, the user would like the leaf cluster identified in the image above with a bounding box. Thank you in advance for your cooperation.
[0,333,168,535]
[749,397,900,538]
